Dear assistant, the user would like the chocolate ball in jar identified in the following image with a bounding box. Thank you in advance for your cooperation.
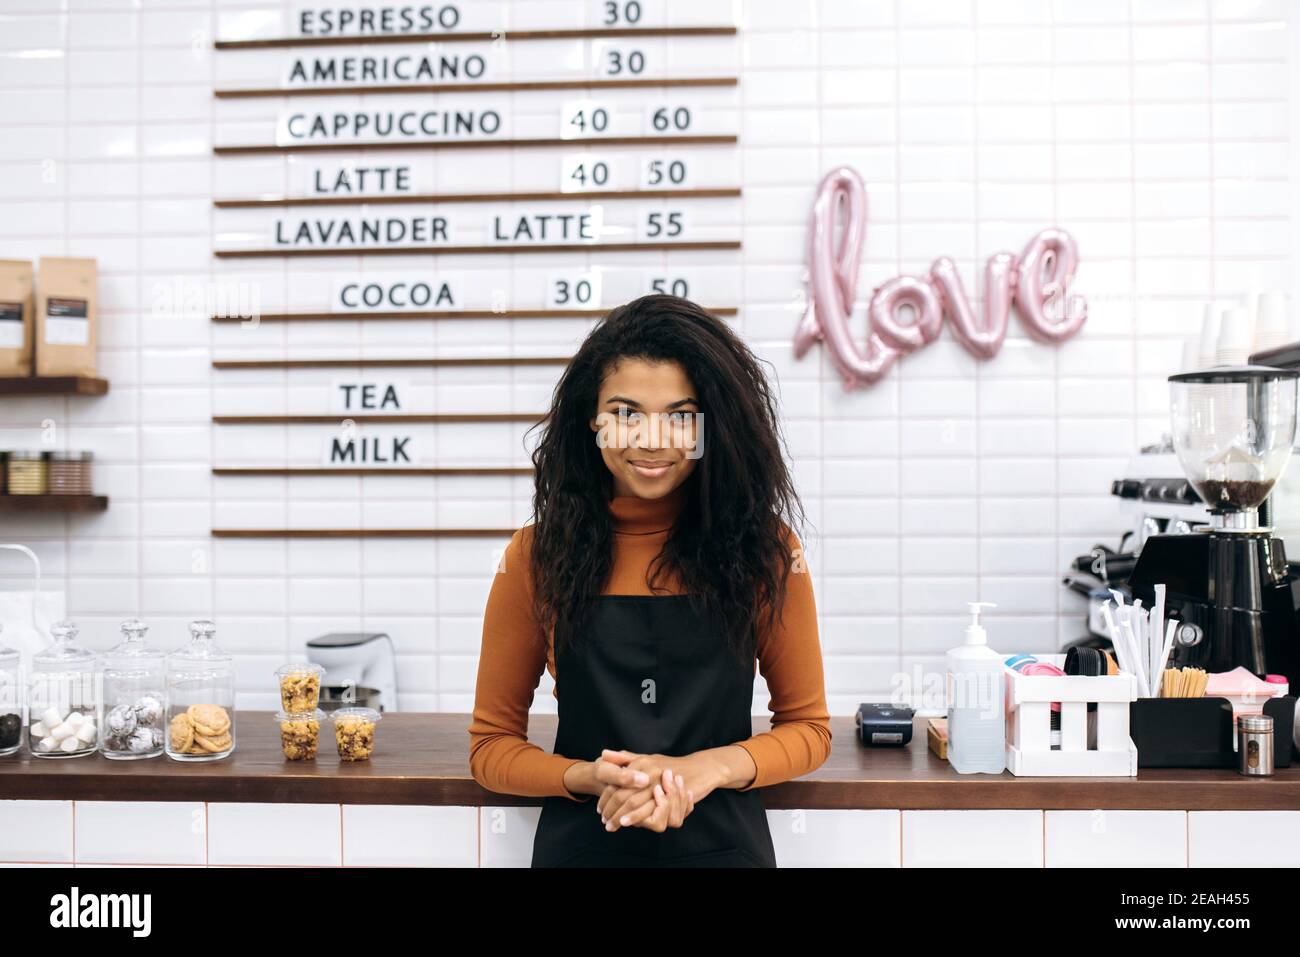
[100,619,166,760]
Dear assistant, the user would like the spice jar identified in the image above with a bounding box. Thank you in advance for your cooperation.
[277,709,325,760]
[332,707,380,761]
[48,451,92,495]
[0,637,20,756]
[166,619,235,762]
[6,451,46,495]
[1238,713,1274,776]
[100,618,166,760]
[28,620,100,758]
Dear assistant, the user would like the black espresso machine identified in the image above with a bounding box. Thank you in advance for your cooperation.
[1127,364,1300,689]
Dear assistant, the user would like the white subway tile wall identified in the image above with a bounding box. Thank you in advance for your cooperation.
[0,0,1293,719]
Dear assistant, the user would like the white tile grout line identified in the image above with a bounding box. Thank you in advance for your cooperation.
[135,1,144,616]
[1207,1,1217,312]
[972,0,981,610]
[1127,4,1139,466]
[1050,0,1061,642]
[893,0,903,686]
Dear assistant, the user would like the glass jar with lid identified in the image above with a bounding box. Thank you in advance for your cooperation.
[100,618,166,760]
[165,619,235,761]
[28,620,100,758]
[0,632,21,757]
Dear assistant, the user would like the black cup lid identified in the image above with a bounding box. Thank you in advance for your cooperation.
[1170,364,1300,384]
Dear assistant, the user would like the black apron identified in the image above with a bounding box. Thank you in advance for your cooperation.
[530,595,777,868]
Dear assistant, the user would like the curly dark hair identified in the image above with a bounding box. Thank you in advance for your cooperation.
[527,294,805,664]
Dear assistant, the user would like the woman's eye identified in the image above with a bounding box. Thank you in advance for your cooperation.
[617,407,641,423]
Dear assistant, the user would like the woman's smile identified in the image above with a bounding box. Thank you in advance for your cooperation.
[628,459,674,478]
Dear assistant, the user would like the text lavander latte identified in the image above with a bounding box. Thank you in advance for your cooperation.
[271,212,599,247]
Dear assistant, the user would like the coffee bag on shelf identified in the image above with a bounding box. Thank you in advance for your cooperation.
[36,256,97,377]
[0,259,34,377]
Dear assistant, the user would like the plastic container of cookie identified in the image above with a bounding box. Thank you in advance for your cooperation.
[275,709,325,761]
[275,662,324,713]
[165,620,235,762]
[332,707,381,762]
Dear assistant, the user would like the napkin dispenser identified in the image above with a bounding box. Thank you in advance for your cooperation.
[1129,695,1296,768]
[856,703,915,746]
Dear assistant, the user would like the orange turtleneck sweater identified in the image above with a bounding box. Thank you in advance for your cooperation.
[467,486,832,801]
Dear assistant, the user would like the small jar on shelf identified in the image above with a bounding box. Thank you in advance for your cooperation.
[28,620,100,758]
[48,451,93,496]
[101,618,166,760]
[166,619,235,761]
[6,451,47,495]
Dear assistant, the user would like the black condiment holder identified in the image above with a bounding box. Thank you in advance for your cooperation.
[1129,695,1296,769]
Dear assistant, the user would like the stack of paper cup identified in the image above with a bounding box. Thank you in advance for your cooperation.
[1215,305,1252,366]
[1197,303,1222,368]
[1252,292,1289,354]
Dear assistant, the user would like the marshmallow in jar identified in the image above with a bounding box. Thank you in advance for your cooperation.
[100,618,166,760]
[28,620,101,759]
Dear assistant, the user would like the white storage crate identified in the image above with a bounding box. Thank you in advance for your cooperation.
[1004,654,1138,777]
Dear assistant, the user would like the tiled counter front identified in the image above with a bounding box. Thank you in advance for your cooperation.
[3,801,1299,867]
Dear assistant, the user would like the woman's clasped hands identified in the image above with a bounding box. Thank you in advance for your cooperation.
[593,749,710,833]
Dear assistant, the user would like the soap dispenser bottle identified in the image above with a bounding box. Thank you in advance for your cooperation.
[946,601,1006,774]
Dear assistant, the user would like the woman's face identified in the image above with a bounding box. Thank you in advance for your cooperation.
[590,357,701,499]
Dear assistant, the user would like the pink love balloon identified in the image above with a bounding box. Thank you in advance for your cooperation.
[930,254,1014,360]
[795,167,1087,387]
[1015,227,1087,343]
[794,166,899,388]
[869,274,943,351]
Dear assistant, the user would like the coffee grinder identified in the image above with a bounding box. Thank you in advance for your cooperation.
[1128,366,1300,685]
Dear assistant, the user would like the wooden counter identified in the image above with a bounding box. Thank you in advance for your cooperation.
[1,713,1297,810]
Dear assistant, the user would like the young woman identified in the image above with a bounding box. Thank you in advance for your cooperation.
[468,294,831,868]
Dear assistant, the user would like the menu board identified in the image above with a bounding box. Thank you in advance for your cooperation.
[210,1,741,530]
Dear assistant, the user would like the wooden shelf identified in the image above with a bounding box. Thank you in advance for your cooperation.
[214,25,738,51]
[0,376,109,396]
[214,187,742,209]
[212,528,513,538]
[213,413,542,425]
[211,306,737,323]
[0,495,108,512]
[215,240,741,259]
[213,356,569,370]
[214,134,737,156]
[215,75,737,99]
[213,467,531,476]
